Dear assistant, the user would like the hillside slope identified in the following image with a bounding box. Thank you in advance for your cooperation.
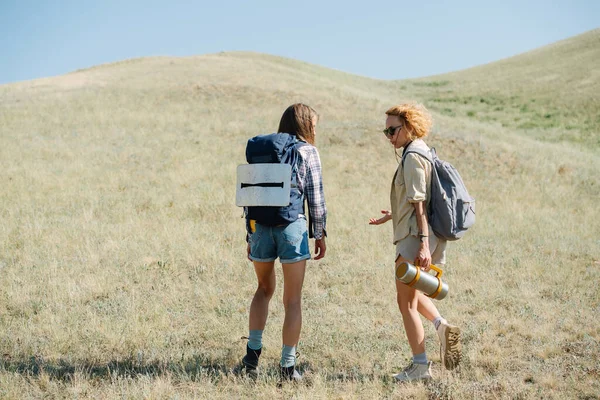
[406,28,600,146]
[0,31,598,399]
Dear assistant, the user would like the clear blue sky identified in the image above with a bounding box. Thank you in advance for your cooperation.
[1,0,598,84]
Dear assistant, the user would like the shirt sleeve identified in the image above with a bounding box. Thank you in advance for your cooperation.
[403,153,428,203]
[302,147,327,239]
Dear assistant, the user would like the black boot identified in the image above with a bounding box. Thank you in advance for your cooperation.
[279,365,302,382]
[241,345,261,379]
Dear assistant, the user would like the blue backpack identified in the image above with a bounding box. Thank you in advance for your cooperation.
[244,133,306,227]
[402,145,475,241]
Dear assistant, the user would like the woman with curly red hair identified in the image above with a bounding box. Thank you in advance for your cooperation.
[369,103,461,382]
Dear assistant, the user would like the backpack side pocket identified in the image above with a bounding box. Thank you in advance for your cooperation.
[456,198,476,230]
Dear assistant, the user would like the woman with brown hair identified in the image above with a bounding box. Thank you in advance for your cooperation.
[369,103,461,382]
[241,103,327,382]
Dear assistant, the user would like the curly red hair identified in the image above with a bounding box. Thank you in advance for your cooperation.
[386,103,432,141]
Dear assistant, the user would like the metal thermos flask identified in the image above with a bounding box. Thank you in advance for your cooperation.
[395,262,449,300]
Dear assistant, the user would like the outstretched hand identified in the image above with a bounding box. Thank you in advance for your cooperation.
[369,210,392,225]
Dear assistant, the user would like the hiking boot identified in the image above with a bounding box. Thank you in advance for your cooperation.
[241,345,262,380]
[437,320,461,370]
[280,365,303,382]
[392,361,433,382]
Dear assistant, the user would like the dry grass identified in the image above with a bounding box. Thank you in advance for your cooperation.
[0,30,599,399]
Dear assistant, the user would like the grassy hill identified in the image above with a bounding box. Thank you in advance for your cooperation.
[407,28,600,146]
[0,30,598,399]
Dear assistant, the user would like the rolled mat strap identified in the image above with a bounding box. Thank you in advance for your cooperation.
[241,182,284,188]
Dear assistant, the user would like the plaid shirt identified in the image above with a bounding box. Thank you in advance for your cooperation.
[297,144,327,239]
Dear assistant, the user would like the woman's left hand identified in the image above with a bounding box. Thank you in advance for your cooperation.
[415,243,432,272]
[369,210,392,225]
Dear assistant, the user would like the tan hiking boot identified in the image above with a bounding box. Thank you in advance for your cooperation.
[437,320,461,370]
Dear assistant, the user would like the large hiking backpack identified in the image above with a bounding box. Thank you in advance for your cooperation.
[236,133,306,227]
[402,144,475,241]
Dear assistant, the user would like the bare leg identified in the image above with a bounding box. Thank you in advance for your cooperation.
[281,260,306,346]
[249,261,276,331]
[395,255,425,355]
[417,292,441,322]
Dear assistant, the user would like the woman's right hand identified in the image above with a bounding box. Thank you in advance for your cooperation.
[314,238,326,260]
[369,210,392,225]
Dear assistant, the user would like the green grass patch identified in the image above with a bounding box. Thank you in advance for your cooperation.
[413,80,451,87]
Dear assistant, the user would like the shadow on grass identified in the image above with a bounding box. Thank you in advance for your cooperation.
[0,355,326,383]
[0,354,232,383]
[1,355,400,385]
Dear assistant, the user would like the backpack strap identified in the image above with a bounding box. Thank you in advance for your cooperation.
[401,145,437,219]
[289,140,307,187]
[401,143,433,167]
[293,141,315,238]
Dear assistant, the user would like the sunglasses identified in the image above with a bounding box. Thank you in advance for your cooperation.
[383,125,402,138]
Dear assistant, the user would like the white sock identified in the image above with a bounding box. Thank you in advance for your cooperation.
[433,316,446,330]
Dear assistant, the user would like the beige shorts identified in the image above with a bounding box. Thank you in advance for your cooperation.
[395,233,447,266]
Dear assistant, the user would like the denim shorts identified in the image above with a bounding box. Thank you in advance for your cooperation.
[248,218,311,264]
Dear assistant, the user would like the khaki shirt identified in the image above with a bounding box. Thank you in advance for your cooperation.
[390,139,432,244]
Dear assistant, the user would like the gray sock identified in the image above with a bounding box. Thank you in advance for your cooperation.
[280,345,296,368]
[412,352,428,365]
[248,329,263,351]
